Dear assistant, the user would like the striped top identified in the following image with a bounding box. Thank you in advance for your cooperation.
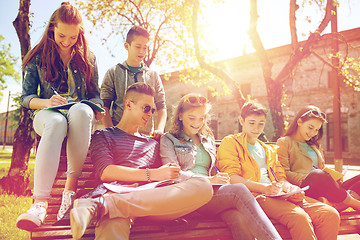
[90,127,161,183]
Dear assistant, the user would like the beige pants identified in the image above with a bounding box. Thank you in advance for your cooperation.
[256,195,340,240]
[95,176,213,240]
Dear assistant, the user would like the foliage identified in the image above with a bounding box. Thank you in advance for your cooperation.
[339,55,360,91]
[76,0,194,68]
[75,0,229,95]
[0,35,20,98]
[8,93,22,126]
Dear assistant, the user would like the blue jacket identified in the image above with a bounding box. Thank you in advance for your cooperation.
[160,132,217,177]
[21,52,102,115]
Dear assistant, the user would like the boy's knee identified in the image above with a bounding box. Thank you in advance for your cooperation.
[284,208,312,228]
[189,176,213,204]
[95,217,131,240]
[320,204,340,225]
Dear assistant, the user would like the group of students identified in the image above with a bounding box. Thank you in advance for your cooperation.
[14,2,360,240]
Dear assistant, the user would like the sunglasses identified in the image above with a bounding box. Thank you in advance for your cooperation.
[130,101,156,114]
[184,96,208,105]
[300,110,326,119]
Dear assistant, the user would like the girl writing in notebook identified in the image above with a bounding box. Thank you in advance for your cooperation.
[160,93,282,240]
[17,2,104,231]
[277,105,360,211]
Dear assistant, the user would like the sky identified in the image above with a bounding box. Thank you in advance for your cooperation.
[0,0,359,113]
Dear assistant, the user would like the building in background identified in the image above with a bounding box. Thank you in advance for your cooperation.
[162,27,360,164]
[0,110,17,146]
[1,28,359,164]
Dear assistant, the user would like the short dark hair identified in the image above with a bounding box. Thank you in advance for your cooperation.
[124,82,155,102]
[126,26,150,44]
[240,101,268,119]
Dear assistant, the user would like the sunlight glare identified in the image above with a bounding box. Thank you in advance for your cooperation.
[202,0,251,60]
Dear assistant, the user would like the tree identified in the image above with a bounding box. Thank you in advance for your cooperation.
[0,0,33,196]
[76,0,235,95]
[256,0,334,139]
[78,0,360,142]
[0,35,20,98]
[192,0,359,140]
[76,0,196,68]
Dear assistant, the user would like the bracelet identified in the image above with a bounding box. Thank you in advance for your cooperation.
[145,168,151,182]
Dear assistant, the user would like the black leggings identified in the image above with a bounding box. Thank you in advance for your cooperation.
[300,169,360,203]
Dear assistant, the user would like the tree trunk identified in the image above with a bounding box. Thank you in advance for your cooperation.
[249,0,285,140]
[0,108,33,195]
[248,0,334,140]
[0,0,33,196]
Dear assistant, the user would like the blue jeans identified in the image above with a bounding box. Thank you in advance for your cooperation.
[196,183,282,240]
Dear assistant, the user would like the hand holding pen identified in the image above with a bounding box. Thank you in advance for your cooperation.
[49,87,67,106]
[266,167,283,195]
[211,166,230,184]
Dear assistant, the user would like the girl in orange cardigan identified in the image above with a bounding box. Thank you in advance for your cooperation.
[277,105,360,211]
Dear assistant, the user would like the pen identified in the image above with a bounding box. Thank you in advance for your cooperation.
[213,166,220,173]
[269,167,279,182]
[312,165,319,169]
[50,86,60,96]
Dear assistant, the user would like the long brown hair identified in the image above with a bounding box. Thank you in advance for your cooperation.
[285,105,327,147]
[169,93,214,142]
[22,2,93,86]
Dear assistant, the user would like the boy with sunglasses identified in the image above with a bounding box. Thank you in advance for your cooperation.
[216,101,340,240]
[101,25,166,140]
[69,83,212,240]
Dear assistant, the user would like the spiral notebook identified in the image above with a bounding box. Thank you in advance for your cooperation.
[264,185,310,198]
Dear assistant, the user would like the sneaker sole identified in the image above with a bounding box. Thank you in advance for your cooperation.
[16,218,40,232]
[70,208,84,240]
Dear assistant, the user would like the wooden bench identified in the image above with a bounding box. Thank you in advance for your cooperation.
[30,146,360,239]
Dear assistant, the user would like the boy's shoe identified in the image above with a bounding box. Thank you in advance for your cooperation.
[16,202,47,231]
[70,198,104,239]
[57,190,76,221]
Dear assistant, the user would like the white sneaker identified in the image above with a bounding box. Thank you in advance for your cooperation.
[57,190,76,221]
[16,202,47,231]
[70,198,104,239]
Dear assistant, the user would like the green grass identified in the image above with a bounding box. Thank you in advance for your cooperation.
[0,194,32,240]
[0,151,34,240]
